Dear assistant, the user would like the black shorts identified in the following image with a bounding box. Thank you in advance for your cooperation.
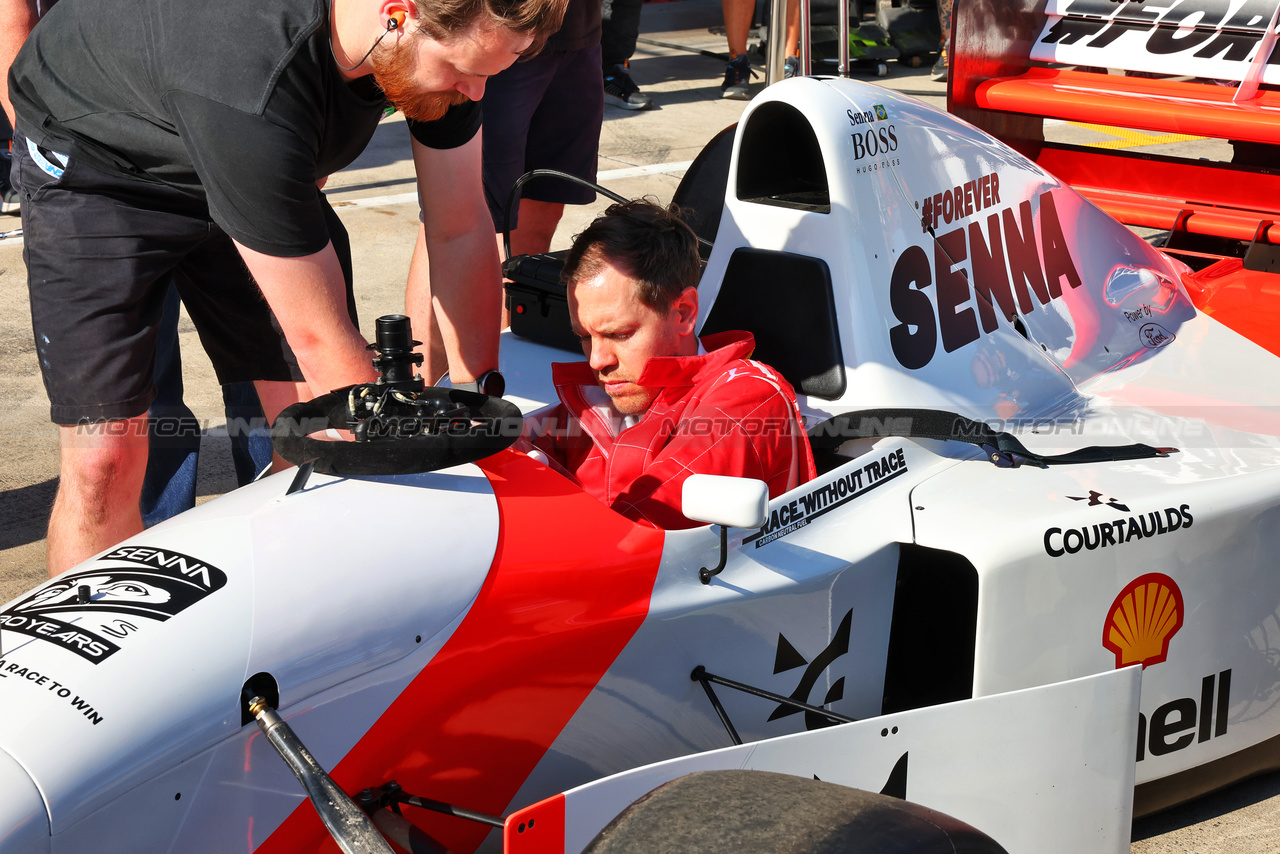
[14,130,355,425]
[480,43,605,231]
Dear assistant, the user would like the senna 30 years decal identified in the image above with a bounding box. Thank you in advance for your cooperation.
[0,546,226,663]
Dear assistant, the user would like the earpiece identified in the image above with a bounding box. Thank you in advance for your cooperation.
[333,9,407,71]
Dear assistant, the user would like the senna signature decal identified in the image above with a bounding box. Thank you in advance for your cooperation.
[746,448,908,548]
[889,188,1082,370]
[0,546,226,663]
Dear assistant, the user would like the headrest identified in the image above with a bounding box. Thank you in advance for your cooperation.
[701,248,846,400]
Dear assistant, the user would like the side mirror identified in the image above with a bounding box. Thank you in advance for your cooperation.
[682,475,770,584]
[682,474,769,529]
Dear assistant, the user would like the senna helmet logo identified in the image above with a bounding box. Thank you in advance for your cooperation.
[0,547,226,663]
[1102,573,1183,669]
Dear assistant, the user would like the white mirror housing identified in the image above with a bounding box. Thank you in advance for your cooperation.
[681,474,770,529]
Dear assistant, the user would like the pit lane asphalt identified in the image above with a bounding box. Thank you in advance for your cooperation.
[0,2,1274,849]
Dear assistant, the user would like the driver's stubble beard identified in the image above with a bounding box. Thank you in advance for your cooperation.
[369,39,469,122]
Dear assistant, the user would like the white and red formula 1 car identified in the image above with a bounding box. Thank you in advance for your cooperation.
[4,14,1280,849]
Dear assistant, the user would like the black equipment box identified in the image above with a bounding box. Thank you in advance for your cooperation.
[503,250,580,353]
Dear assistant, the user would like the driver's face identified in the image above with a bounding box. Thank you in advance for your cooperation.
[568,261,697,416]
[370,21,532,121]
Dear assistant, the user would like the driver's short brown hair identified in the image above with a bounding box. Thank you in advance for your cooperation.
[562,199,702,315]
[412,0,569,55]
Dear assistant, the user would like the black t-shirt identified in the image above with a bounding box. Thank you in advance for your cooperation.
[9,0,480,257]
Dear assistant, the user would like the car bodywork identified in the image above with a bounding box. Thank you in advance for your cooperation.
[3,66,1280,852]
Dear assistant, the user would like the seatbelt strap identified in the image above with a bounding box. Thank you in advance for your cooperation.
[808,408,1176,468]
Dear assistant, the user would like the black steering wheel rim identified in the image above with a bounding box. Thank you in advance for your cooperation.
[271,385,524,476]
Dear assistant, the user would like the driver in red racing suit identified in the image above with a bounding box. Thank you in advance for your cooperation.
[524,200,816,528]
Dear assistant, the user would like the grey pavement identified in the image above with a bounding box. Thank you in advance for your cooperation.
[0,0,1277,848]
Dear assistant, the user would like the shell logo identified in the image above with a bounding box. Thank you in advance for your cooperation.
[1102,573,1184,669]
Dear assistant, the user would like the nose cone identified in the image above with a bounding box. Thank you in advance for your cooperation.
[0,747,49,854]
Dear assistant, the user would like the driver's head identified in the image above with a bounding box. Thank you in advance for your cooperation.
[562,200,701,416]
[369,0,568,121]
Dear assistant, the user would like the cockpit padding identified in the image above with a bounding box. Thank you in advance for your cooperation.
[671,124,735,247]
[702,248,847,400]
[736,102,830,213]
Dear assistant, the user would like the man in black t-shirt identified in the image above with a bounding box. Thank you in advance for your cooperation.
[8,0,567,576]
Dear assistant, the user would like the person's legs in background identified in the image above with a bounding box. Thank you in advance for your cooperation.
[141,288,273,531]
[720,0,757,99]
[14,127,188,575]
[601,0,653,110]
[932,0,952,81]
[482,40,604,266]
[0,115,17,215]
[139,287,200,526]
[223,381,274,488]
[782,0,801,77]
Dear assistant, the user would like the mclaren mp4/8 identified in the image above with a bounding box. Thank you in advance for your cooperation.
[4,63,1280,853]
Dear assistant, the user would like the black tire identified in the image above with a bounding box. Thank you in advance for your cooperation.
[583,770,1008,854]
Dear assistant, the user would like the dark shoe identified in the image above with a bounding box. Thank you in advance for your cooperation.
[930,50,948,83]
[721,54,756,100]
[784,55,801,78]
[604,63,654,110]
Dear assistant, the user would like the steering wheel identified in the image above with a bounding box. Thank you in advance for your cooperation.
[271,385,523,476]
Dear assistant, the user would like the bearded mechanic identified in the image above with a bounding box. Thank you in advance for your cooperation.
[9,0,566,576]
[525,200,816,529]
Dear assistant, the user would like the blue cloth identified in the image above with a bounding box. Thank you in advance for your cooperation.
[140,288,199,526]
[140,289,273,527]
[223,381,274,488]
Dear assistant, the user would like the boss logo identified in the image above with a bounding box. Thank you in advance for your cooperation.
[850,125,898,161]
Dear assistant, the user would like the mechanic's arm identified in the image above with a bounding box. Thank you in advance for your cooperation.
[234,240,377,395]
[0,0,39,129]
[409,132,502,384]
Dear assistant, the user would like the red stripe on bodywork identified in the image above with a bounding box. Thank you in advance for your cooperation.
[504,794,566,854]
[1183,258,1280,360]
[258,450,665,853]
